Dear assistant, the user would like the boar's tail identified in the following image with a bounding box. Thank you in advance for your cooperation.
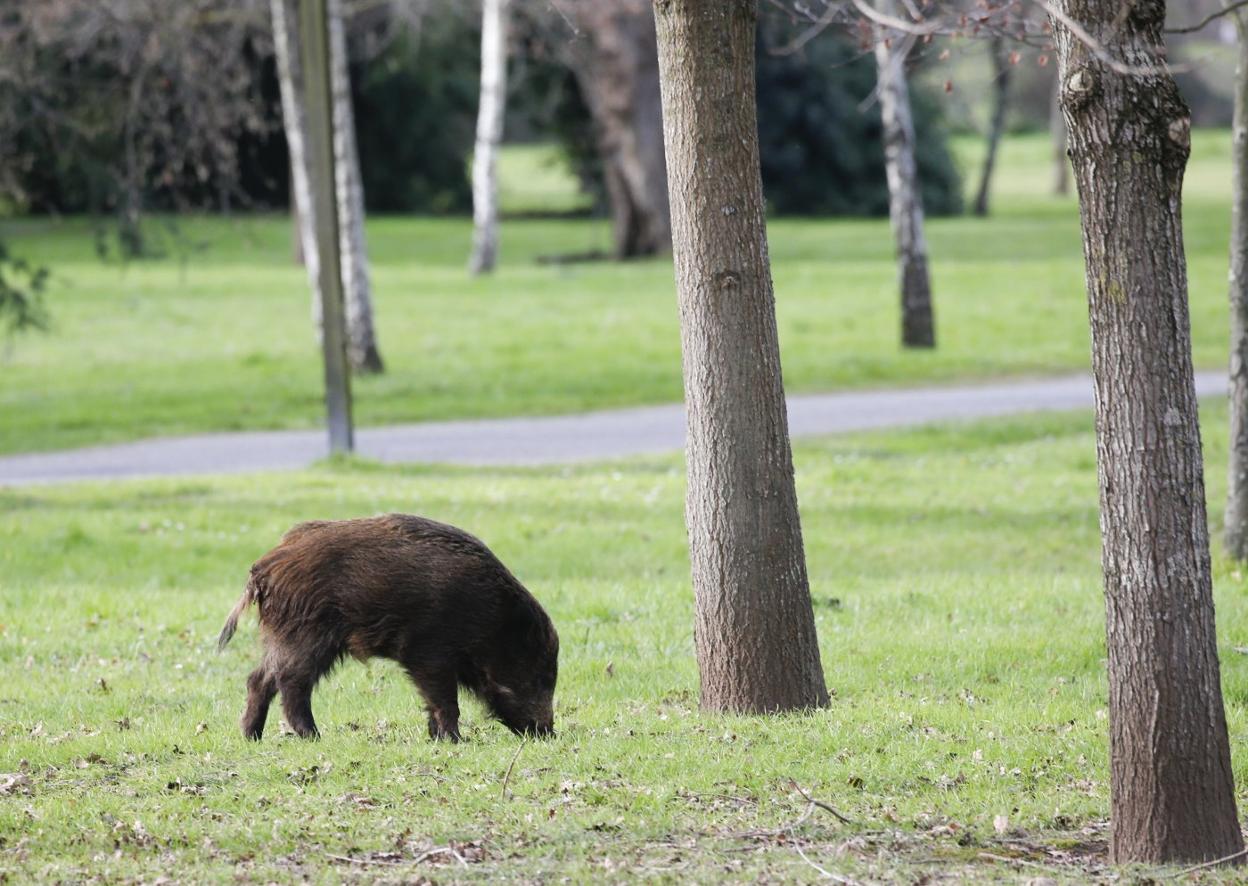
[217,573,260,652]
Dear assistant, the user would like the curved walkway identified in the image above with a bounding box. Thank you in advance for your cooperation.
[0,371,1226,486]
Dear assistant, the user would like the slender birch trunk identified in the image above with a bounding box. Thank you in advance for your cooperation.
[469,0,510,274]
[873,5,935,349]
[1053,0,1243,864]
[271,0,383,374]
[327,0,382,373]
[1224,8,1248,559]
[653,0,829,714]
[973,35,1011,217]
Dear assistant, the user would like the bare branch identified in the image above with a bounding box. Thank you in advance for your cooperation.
[1167,0,1248,35]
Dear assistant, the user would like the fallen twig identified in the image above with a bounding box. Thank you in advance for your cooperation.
[501,737,527,799]
[411,845,465,866]
[325,852,401,867]
[1168,847,1248,878]
[794,843,863,884]
[979,851,1052,871]
[789,780,854,825]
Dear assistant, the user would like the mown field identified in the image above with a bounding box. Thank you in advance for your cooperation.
[3,404,1248,883]
[0,131,1235,456]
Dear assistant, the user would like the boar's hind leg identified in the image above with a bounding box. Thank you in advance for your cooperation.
[241,666,277,740]
[277,673,320,738]
[406,666,461,742]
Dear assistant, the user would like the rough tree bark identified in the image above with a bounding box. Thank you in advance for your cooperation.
[652,0,829,714]
[1224,5,1248,559]
[1050,74,1070,195]
[873,3,935,348]
[1053,0,1244,865]
[469,0,510,274]
[562,0,670,258]
[973,36,1011,216]
[272,0,383,374]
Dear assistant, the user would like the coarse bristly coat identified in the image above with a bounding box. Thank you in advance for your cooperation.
[218,514,559,741]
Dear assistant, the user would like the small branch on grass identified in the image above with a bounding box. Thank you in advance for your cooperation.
[325,852,402,867]
[1168,847,1248,878]
[501,737,528,799]
[979,851,1053,871]
[794,843,863,884]
[789,780,854,825]
[411,846,470,866]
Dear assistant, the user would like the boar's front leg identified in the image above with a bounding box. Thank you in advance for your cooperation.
[405,665,461,742]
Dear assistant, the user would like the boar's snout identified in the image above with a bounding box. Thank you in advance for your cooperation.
[521,716,555,740]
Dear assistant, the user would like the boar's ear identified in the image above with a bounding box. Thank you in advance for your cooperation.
[502,601,549,655]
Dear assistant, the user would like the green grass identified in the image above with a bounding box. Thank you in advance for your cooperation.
[4,406,1248,881]
[0,132,1235,456]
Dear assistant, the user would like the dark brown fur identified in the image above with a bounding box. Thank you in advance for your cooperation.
[218,514,559,741]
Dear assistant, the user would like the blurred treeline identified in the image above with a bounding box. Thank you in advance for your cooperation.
[0,0,968,222]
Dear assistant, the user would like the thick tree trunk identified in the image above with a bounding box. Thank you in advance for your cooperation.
[1053,0,1244,866]
[653,0,829,714]
[1050,74,1070,196]
[469,0,509,275]
[873,10,935,349]
[272,0,383,374]
[973,36,1011,217]
[1224,10,1248,559]
[564,0,670,258]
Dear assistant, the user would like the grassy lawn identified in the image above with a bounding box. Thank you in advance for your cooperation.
[4,405,1248,882]
[0,131,1234,456]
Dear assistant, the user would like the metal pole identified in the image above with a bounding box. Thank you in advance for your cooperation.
[297,0,353,454]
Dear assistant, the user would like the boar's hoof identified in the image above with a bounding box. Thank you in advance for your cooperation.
[428,715,461,742]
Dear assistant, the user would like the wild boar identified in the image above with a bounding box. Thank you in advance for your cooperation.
[217,514,559,741]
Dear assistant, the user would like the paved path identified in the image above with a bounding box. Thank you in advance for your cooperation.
[0,371,1227,486]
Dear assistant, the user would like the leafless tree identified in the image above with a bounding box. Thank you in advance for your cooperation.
[0,0,272,253]
[551,0,671,258]
[654,0,829,714]
[272,0,384,374]
[1052,0,1243,865]
[469,0,511,274]
[1223,1,1248,560]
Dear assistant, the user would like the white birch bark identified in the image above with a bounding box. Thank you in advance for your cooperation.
[468,0,510,274]
[327,0,382,372]
[272,0,319,289]
[271,0,383,373]
[1225,6,1248,558]
[873,7,934,348]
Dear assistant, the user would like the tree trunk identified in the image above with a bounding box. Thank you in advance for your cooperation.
[469,0,510,275]
[1053,0,1244,866]
[272,0,383,374]
[327,0,383,373]
[652,0,829,714]
[873,8,935,349]
[973,36,1011,217]
[1050,73,1070,196]
[291,166,305,265]
[1225,8,1248,560]
[564,0,670,258]
[296,0,353,454]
